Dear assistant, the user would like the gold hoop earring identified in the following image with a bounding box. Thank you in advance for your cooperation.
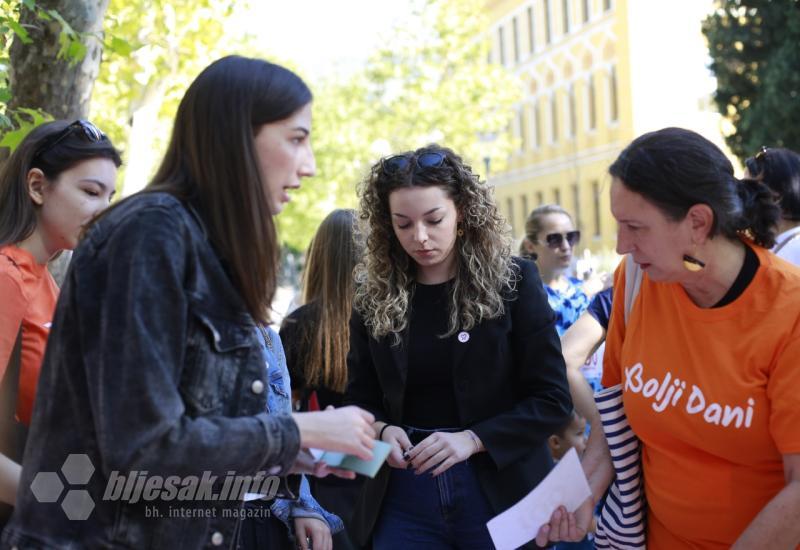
[457,228,464,237]
[682,250,706,272]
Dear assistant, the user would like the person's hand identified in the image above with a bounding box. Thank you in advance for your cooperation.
[582,271,612,297]
[407,431,476,476]
[535,497,594,546]
[380,425,413,469]
[293,406,376,460]
[288,450,356,479]
[294,517,332,550]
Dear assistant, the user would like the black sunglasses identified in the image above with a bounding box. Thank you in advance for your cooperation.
[539,230,581,249]
[35,120,108,159]
[381,151,446,175]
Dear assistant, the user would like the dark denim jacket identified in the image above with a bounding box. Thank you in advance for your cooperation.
[1,193,301,549]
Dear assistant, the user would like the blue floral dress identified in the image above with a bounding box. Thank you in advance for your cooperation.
[543,277,590,336]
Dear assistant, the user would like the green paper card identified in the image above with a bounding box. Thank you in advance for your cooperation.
[317,440,392,478]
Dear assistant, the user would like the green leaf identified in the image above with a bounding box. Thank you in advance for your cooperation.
[107,36,134,56]
[21,0,35,10]
[0,108,54,151]
[0,87,11,102]
[6,18,32,44]
[66,38,87,64]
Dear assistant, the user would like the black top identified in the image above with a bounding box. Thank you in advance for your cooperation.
[712,243,759,308]
[280,301,345,409]
[403,281,461,428]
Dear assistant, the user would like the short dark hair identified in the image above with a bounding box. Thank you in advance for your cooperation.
[0,120,122,247]
[609,127,780,248]
[146,55,312,324]
[744,147,800,222]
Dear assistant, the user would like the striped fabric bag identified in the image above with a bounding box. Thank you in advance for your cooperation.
[593,384,646,549]
[594,255,646,548]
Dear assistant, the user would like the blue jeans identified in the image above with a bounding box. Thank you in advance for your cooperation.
[373,459,495,549]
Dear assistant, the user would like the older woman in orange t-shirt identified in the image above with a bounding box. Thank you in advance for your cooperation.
[539,128,800,550]
[0,121,120,507]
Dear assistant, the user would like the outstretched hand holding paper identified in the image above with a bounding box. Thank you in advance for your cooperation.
[486,448,591,550]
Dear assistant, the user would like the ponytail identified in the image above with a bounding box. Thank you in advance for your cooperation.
[735,177,780,248]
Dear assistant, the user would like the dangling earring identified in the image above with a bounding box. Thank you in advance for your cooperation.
[682,247,706,272]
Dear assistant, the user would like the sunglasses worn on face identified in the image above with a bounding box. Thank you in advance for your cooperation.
[381,151,446,175]
[35,120,108,159]
[540,230,581,249]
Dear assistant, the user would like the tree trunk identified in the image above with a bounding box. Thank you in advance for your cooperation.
[8,0,110,120]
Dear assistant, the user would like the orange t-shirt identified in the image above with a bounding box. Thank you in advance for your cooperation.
[0,244,59,425]
[603,245,800,549]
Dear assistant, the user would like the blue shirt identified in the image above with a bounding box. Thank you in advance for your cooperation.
[586,287,613,331]
[544,277,590,336]
[256,325,344,533]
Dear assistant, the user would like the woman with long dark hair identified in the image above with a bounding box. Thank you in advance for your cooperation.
[0,120,120,515]
[279,208,365,549]
[1,56,375,549]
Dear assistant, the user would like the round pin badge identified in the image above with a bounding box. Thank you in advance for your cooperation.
[457,331,470,343]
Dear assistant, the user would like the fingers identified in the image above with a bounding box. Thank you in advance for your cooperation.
[430,456,456,477]
[535,524,550,547]
[414,448,449,474]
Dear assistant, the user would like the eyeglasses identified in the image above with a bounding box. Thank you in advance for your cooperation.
[34,120,108,159]
[538,230,581,249]
[381,151,446,175]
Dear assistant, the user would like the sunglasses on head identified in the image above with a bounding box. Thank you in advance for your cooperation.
[381,151,446,175]
[35,119,108,159]
[539,230,581,249]
[744,145,770,178]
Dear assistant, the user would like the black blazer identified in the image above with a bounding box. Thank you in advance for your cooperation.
[345,258,572,546]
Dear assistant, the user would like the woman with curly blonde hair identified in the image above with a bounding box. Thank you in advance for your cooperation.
[346,144,572,549]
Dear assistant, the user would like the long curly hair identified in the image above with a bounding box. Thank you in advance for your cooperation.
[354,144,517,344]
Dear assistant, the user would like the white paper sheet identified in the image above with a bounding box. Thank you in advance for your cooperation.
[486,448,592,550]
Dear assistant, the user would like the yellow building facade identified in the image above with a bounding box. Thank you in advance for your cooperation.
[485,0,723,263]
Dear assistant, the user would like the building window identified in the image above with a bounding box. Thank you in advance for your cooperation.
[568,84,576,138]
[587,75,597,130]
[536,190,544,205]
[609,65,619,122]
[527,6,535,53]
[532,102,542,148]
[498,26,506,65]
[506,197,516,232]
[512,16,520,63]
[562,0,570,34]
[550,94,558,143]
[553,188,561,206]
[572,182,581,230]
[517,107,527,151]
[582,0,590,23]
[604,0,613,11]
[544,0,552,44]
[521,194,529,220]
[592,180,601,237]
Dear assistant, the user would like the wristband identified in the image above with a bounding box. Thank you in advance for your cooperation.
[378,424,393,441]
